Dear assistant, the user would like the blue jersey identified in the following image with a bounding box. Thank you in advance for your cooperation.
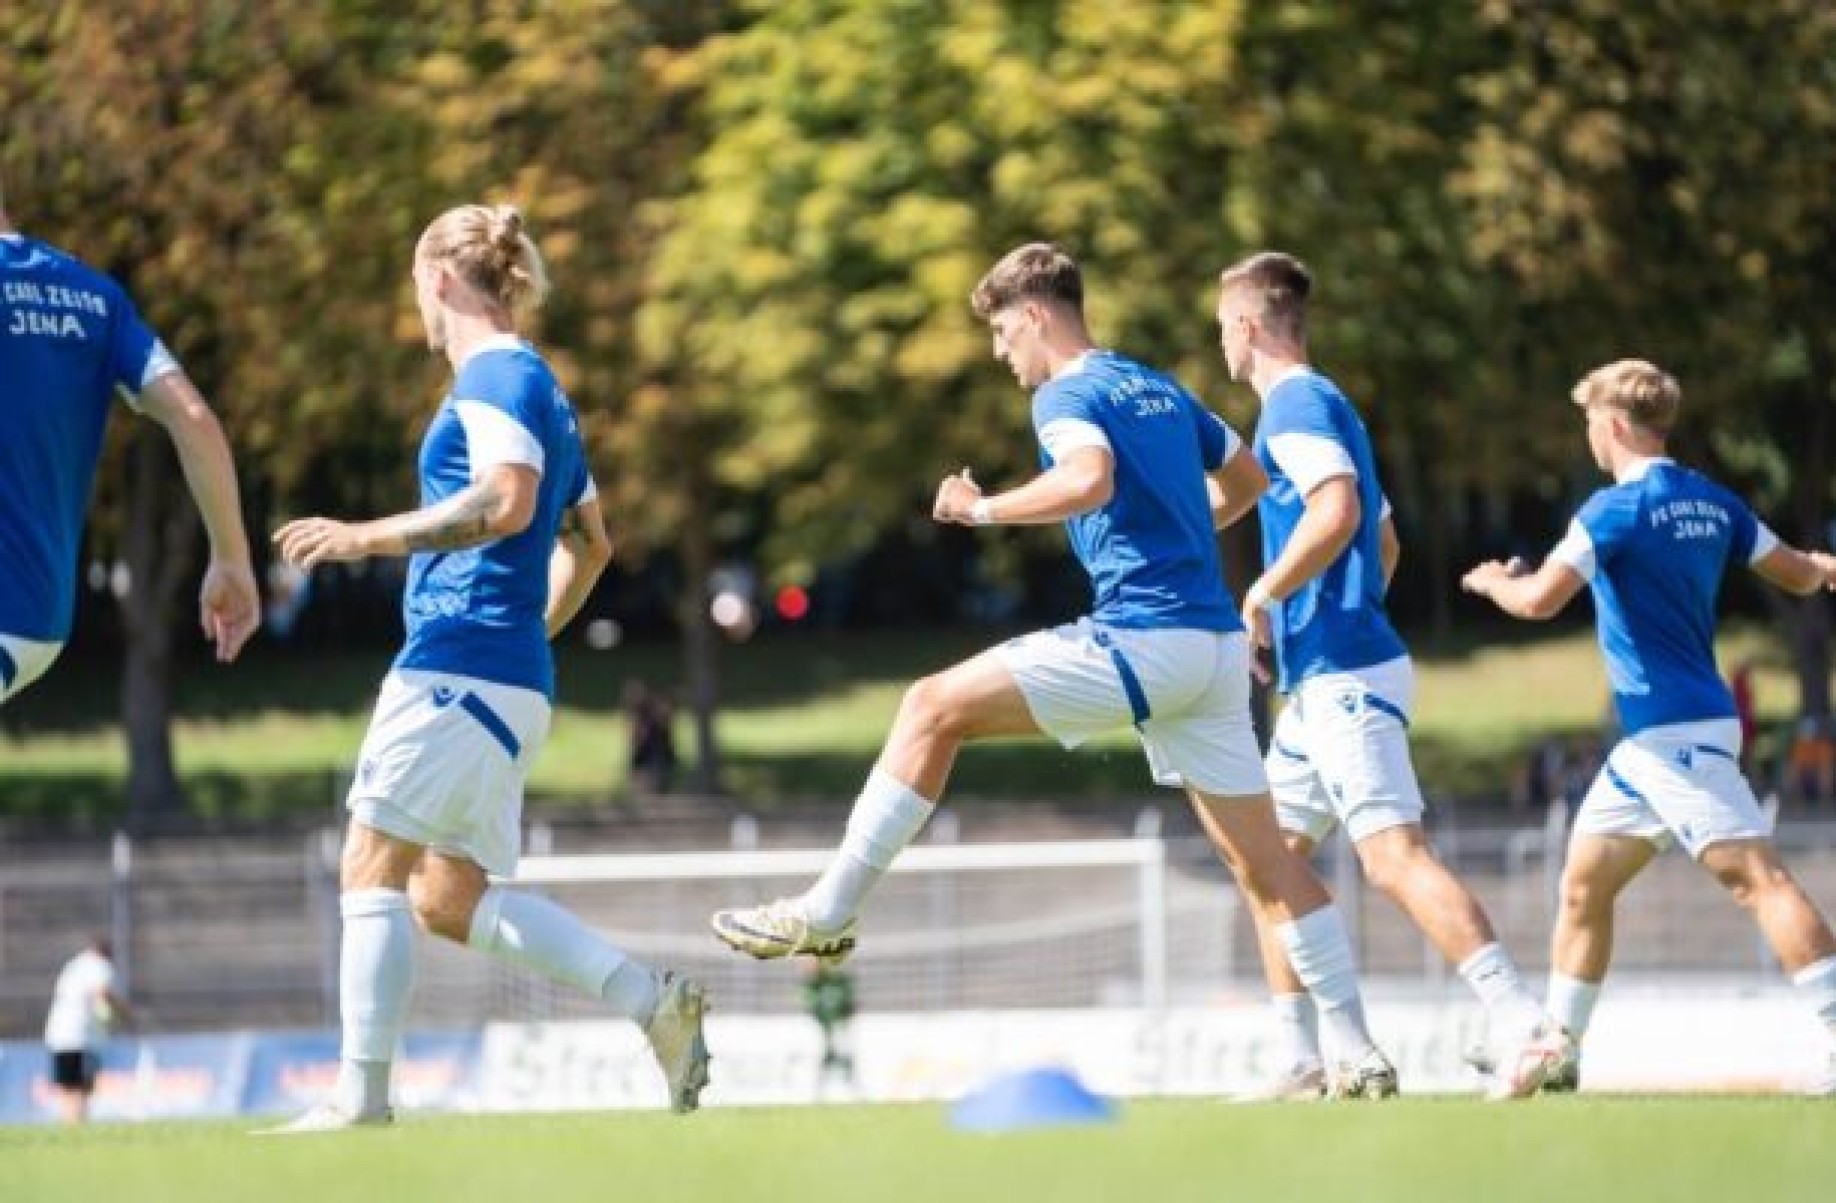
[393,339,593,699]
[1549,459,1771,735]
[1032,350,1242,632]
[1253,369,1406,691]
[1,234,178,640]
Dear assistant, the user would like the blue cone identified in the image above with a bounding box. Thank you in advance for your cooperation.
[949,1066,1118,1132]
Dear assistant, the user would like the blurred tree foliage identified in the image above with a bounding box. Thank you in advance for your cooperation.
[3,0,1834,810]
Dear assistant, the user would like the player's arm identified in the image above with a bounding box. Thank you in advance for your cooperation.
[1207,445,1267,530]
[1753,545,1836,596]
[1379,510,1401,591]
[546,496,613,639]
[932,445,1115,527]
[136,373,259,661]
[1243,475,1361,614]
[275,464,538,567]
[1461,555,1586,620]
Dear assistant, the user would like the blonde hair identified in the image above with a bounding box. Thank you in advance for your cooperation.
[1218,251,1312,344]
[417,203,550,317]
[1571,358,1680,435]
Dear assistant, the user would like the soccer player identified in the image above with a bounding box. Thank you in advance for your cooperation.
[1216,251,1567,1101]
[269,204,709,1130]
[713,243,1398,1097]
[1464,358,1836,1095]
[0,175,259,702]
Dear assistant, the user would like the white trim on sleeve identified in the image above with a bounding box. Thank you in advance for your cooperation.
[1210,413,1244,464]
[119,340,181,412]
[576,475,599,505]
[1749,521,1780,566]
[1378,494,1393,521]
[1547,519,1597,582]
[1039,417,1112,462]
[1266,431,1356,497]
[455,400,546,476]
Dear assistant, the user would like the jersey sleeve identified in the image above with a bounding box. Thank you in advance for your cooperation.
[1724,495,1780,567]
[109,287,180,408]
[1551,487,1639,581]
[1192,402,1243,472]
[1032,379,1111,464]
[1262,384,1356,496]
[452,356,547,477]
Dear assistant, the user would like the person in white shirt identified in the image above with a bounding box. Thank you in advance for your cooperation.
[43,938,133,1124]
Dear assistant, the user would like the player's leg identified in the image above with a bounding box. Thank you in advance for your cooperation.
[322,817,425,1128]
[1696,837,1836,1090]
[714,632,1047,960]
[1190,788,1394,1097]
[412,851,709,1112]
[1239,707,1335,1097]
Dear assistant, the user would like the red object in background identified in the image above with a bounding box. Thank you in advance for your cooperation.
[775,584,811,622]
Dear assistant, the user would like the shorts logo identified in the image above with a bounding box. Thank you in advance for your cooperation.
[358,758,377,787]
[431,686,457,708]
[1337,694,1359,715]
[1674,748,1694,770]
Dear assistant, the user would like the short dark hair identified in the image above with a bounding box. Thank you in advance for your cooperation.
[971,242,1084,319]
[1218,250,1312,343]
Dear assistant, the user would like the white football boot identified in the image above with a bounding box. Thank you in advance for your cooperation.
[1329,1048,1400,1100]
[255,1103,393,1135]
[710,898,857,966]
[1231,1061,1329,1103]
[644,971,713,1114]
[1486,1022,1579,1101]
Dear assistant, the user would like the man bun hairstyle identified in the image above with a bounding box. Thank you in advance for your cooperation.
[420,202,551,317]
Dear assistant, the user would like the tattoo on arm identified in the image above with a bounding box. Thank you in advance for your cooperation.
[398,483,502,553]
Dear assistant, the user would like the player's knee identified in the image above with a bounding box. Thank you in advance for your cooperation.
[407,880,469,943]
[898,675,967,742]
[1708,855,1788,908]
[1558,872,1613,921]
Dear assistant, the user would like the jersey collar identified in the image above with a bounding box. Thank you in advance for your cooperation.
[1265,363,1314,394]
[455,332,525,369]
[1616,455,1674,484]
[0,231,22,242]
[1051,348,1107,382]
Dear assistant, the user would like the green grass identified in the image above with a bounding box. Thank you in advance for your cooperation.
[2,1098,1835,1203]
[0,624,1821,819]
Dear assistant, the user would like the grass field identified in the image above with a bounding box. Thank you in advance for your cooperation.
[0,623,1816,819]
[3,1098,1834,1203]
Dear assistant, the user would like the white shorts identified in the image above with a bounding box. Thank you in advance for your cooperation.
[996,619,1267,796]
[346,670,551,878]
[1267,656,1427,844]
[0,633,62,705]
[1574,719,1769,858]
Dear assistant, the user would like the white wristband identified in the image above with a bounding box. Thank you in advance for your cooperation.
[968,498,995,526]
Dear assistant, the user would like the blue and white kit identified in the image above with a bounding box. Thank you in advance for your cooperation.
[1,232,180,701]
[349,335,596,875]
[1548,457,1780,856]
[994,349,1267,796]
[1253,366,1424,843]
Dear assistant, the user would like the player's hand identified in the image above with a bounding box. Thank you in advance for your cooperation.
[198,559,260,663]
[1242,584,1273,685]
[273,517,373,570]
[1811,551,1836,592]
[1461,558,1524,596]
[932,468,984,525]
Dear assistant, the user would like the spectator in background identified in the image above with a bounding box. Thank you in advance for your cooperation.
[43,937,133,1124]
[624,680,678,796]
[800,955,858,1099]
[1789,716,1835,807]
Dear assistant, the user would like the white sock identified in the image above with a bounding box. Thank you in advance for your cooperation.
[1271,992,1321,1069]
[1457,942,1545,1039]
[800,767,936,930]
[1790,955,1836,1043]
[1276,906,1378,1062]
[468,886,661,1024]
[1546,972,1603,1038]
[337,888,414,1116]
